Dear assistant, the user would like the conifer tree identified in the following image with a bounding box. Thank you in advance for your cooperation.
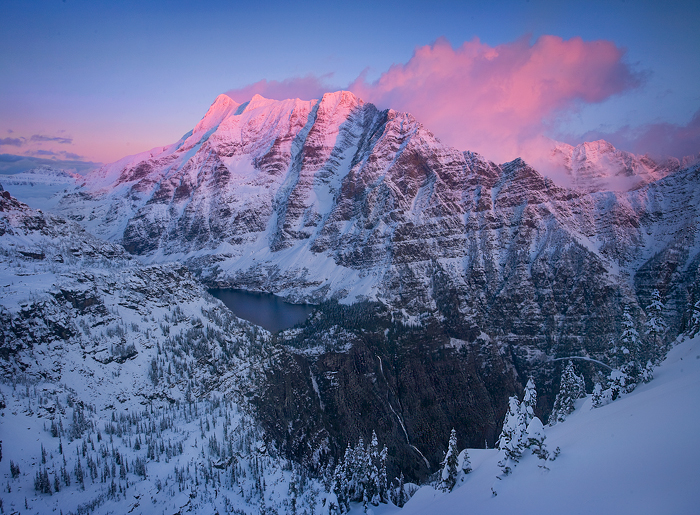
[617,307,643,387]
[459,448,472,475]
[288,477,298,515]
[367,432,380,504]
[439,429,459,492]
[497,396,525,473]
[690,300,700,337]
[645,289,668,363]
[378,444,388,503]
[591,381,611,408]
[330,434,389,509]
[525,416,545,447]
[549,361,585,425]
[393,472,406,507]
[522,377,537,426]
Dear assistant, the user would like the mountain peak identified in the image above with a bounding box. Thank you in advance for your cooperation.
[574,139,617,159]
[244,93,278,112]
[546,138,678,192]
[194,93,241,133]
[320,90,362,107]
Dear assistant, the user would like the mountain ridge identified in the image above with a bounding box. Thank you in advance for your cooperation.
[50,91,700,336]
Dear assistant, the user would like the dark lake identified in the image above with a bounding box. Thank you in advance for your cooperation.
[208,288,315,333]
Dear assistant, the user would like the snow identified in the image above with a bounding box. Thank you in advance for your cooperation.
[3,94,700,514]
[542,139,678,193]
[0,167,83,210]
[0,199,332,515]
[370,333,700,515]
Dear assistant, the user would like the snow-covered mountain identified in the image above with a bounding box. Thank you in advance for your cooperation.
[0,166,83,210]
[52,92,700,358]
[0,189,333,514]
[547,139,680,193]
[3,91,700,512]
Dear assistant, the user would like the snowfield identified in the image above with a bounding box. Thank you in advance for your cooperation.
[371,333,700,515]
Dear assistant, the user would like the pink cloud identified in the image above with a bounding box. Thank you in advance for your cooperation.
[224,36,683,164]
[225,74,337,103]
[349,36,642,163]
[580,109,700,161]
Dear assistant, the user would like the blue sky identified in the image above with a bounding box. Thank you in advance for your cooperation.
[1,0,698,165]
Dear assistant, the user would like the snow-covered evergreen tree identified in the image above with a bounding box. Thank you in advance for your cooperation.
[349,437,365,504]
[378,442,388,503]
[617,307,643,385]
[522,377,537,426]
[690,299,700,337]
[332,446,351,513]
[459,448,472,475]
[391,472,407,508]
[288,477,298,515]
[525,417,545,449]
[330,434,389,510]
[439,429,459,492]
[497,396,526,473]
[591,381,613,408]
[549,361,585,425]
[365,435,379,505]
[645,289,668,364]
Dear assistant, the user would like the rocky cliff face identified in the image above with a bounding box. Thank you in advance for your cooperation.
[0,190,267,408]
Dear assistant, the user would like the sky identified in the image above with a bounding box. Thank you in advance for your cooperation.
[1,0,699,170]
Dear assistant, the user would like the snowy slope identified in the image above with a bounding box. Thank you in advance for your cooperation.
[0,190,333,515]
[385,333,700,515]
[0,166,84,210]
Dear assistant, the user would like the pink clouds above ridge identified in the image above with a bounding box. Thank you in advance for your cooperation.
[350,36,642,163]
[225,75,336,105]
[579,108,700,162]
[226,35,658,164]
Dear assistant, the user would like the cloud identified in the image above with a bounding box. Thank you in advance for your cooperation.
[579,109,700,161]
[30,134,73,145]
[25,149,85,160]
[225,74,338,103]
[0,137,24,147]
[0,153,99,175]
[224,35,700,162]
[348,36,642,163]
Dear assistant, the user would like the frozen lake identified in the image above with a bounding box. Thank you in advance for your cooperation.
[209,288,315,332]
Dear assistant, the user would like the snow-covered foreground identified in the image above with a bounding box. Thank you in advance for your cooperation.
[369,333,700,515]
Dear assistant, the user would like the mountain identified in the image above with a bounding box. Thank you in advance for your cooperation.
[0,185,267,408]
[547,139,680,193]
[0,166,83,210]
[53,91,700,346]
[5,91,700,499]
